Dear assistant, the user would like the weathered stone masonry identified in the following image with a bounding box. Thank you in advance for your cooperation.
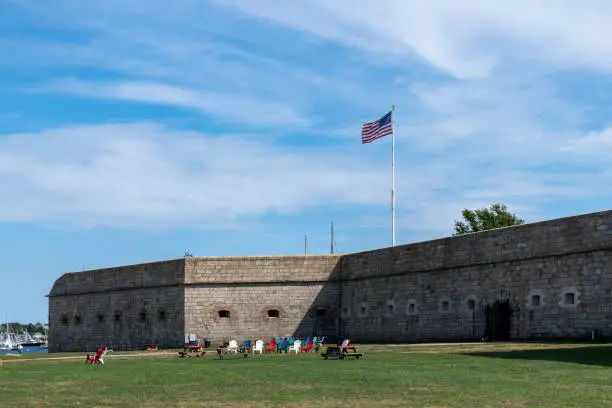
[48,256,341,352]
[339,209,612,342]
[48,259,186,352]
[182,256,342,346]
[49,210,612,351]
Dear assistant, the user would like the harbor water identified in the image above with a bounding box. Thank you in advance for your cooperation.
[0,345,48,355]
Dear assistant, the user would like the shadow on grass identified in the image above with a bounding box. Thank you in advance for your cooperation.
[463,346,612,367]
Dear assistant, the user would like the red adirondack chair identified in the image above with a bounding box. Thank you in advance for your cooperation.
[301,340,314,353]
[264,338,277,353]
[85,347,109,364]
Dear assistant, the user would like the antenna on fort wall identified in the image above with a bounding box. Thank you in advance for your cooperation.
[304,235,308,255]
[331,222,335,254]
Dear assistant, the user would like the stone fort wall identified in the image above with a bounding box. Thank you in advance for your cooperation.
[183,256,341,344]
[339,210,612,342]
[49,210,612,351]
[48,259,186,352]
[48,255,341,351]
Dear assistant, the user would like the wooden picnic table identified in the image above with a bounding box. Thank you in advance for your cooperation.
[177,344,206,358]
[216,346,249,359]
[322,345,363,360]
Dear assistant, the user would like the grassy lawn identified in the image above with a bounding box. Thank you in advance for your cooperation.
[1,342,611,407]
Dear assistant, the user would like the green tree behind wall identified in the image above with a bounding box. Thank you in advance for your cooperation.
[454,203,525,235]
[0,322,47,334]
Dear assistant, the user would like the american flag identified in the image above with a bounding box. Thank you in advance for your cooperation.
[361,110,393,144]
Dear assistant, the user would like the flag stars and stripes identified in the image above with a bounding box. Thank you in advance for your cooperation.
[361,110,393,144]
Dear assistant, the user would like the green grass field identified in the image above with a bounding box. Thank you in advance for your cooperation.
[1,342,611,407]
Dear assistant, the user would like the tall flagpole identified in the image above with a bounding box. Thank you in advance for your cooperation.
[391,105,396,247]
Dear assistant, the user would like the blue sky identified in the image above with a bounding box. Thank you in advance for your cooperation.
[2,0,612,323]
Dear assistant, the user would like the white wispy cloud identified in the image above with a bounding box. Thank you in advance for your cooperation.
[39,79,310,127]
[562,128,612,158]
[216,0,612,78]
[1,2,389,115]
[0,122,395,228]
[397,74,584,158]
[2,119,605,233]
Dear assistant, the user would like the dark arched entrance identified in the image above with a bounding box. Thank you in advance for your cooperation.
[483,300,512,341]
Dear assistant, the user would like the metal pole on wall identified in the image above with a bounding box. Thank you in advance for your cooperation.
[304,234,308,255]
[330,222,334,254]
[472,306,475,338]
[391,104,396,247]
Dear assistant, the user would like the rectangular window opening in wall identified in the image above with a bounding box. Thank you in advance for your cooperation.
[360,305,367,316]
[441,301,450,312]
[564,293,575,305]
[387,304,395,314]
[531,295,541,307]
[218,310,231,319]
[467,299,475,310]
[408,303,416,314]
[267,309,280,318]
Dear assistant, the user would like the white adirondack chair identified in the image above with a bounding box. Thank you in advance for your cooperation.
[98,348,112,364]
[227,340,239,353]
[341,339,350,347]
[288,339,302,353]
[253,340,264,354]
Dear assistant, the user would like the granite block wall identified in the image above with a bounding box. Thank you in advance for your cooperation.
[48,259,185,352]
[339,210,612,342]
[48,210,612,351]
[183,256,341,344]
[48,256,341,351]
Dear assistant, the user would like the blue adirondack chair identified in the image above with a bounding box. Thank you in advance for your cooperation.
[240,339,251,353]
[277,337,289,353]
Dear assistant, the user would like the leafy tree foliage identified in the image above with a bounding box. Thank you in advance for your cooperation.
[454,203,525,235]
[0,322,47,334]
